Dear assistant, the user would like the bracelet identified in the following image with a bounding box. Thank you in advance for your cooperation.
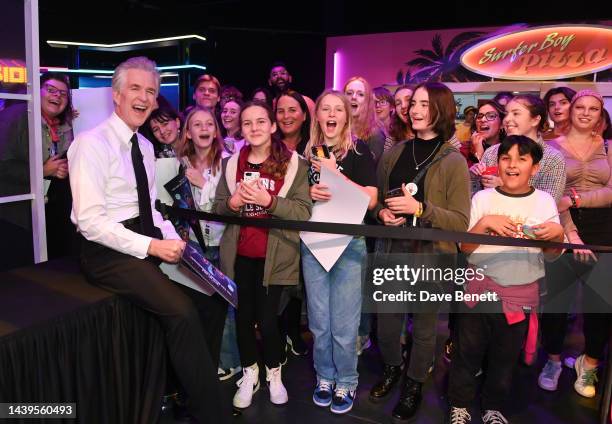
[414,202,423,218]
[570,188,581,208]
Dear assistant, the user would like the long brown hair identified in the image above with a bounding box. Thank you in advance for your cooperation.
[176,107,224,176]
[389,85,414,143]
[241,101,292,179]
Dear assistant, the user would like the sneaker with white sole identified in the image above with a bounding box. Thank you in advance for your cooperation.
[219,365,242,381]
[266,365,288,405]
[313,380,334,407]
[482,409,509,424]
[449,406,472,424]
[574,354,598,398]
[233,364,260,409]
[538,359,562,391]
[330,387,356,414]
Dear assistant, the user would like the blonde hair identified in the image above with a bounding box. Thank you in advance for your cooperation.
[305,89,355,162]
[175,107,224,176]
[343,76,377,141]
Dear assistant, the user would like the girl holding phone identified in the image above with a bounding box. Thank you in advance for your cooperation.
[214,100,312,409]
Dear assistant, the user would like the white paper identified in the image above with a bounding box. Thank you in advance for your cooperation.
[300,166,370,271]
[155,157,179,206]
[71,87,115,136]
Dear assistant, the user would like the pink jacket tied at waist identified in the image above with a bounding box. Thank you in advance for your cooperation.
[464,274,540,365]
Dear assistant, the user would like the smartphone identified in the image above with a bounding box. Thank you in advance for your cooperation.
[482,166,498,176]
[311,144,330,159]
[385,187,404,199]
[243,171,260,182]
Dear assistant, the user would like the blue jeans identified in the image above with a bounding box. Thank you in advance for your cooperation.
[204,246,240,370]
[302,237,366,391]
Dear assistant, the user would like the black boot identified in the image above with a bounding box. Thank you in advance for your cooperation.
[369,364,402,401]
[391,376,422,423]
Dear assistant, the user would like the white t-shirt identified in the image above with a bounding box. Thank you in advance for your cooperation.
[467,187,561,286]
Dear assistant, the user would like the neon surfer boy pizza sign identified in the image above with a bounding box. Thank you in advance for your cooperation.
[460,25,612,80]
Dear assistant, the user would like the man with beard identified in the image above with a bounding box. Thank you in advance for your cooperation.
[268,61,315,114]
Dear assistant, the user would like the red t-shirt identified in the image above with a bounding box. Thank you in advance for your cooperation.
[236,146,285,258]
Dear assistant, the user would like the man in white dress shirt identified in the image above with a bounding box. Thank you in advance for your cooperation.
[68,57,228,423]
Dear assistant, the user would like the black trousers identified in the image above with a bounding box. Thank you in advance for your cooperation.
[448,302,528,412]
[234,255,284,369]
[80,236,230,424]
[541,255,611,359]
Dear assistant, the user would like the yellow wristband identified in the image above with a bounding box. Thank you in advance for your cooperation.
[414,202,423,218]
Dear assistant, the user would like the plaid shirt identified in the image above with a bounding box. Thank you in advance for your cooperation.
[470,136,566,202]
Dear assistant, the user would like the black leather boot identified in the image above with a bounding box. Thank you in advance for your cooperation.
[391,376,422,422]
[369,364,402,401]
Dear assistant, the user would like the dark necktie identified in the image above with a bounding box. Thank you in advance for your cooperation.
[130,134,155,237]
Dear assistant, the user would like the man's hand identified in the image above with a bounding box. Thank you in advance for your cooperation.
[43,156,68,178]
[147,239,186,263]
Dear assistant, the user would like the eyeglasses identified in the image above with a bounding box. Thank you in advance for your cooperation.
[44,84,68,98]
[476,112,499,122]
[375,99,389,107]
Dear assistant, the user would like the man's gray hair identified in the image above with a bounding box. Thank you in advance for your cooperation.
[112,56,160,93]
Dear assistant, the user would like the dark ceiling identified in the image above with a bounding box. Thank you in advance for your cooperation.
[37,1,610,101]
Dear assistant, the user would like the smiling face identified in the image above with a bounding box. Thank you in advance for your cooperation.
[221,100,241,134]
[241,105,276,148]
[394,88,413,124]
[113,68,157,131]
[503,100,540,138]
[276,95,306,137]
[150,116,180,144]
[187,110,217,151]
[475,104,502,141]
[409,87,436,138]
[269,66,292,92]
[498,144,539,194]
[316,94,347,145]
[41,79,69,119]
[570,95,602,132]
[547,93,572,125]
[344,79,366,118]
[193,81,220,109]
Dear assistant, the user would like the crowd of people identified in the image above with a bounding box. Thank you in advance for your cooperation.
[2,55,611,424]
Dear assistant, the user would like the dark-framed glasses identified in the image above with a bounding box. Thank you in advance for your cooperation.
[44,84,68,98]
[476,112,498,121]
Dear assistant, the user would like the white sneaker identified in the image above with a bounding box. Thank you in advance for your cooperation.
[538,360,562,391]
[233,363,260,408]
[574,354,598,398]
[266,365,288,405]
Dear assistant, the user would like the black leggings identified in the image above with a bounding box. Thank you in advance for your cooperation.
[234,255,284,368]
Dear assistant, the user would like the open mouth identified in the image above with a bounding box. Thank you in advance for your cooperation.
[198,134,212,141]
[326,120,337,130]
[133,105,147,114]
[48,99,61,106]
[505,170,519,176]
[478,124,491,132]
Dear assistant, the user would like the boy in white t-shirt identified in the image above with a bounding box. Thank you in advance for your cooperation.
[447,135,565,424]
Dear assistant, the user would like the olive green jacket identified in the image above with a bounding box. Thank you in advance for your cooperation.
[372,140,471,253]
[214,150,312,286]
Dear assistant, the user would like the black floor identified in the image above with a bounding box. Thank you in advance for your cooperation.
[161,315,602,423]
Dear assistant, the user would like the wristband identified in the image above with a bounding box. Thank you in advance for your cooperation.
[570,188,581,208]
[414,202,423,218]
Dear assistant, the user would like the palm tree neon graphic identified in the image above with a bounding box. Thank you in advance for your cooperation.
[396,31,488,84]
